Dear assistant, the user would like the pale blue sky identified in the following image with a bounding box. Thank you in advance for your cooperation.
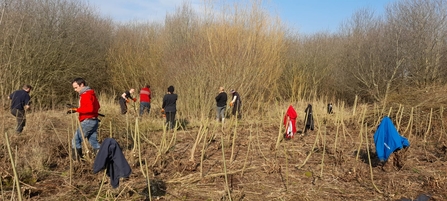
[91,0,395,34]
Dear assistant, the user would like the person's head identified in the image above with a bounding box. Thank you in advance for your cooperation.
[230,89,235,94]
[219,87,224,92]
[167,85,174,93]
[145,85,150,88]
[72,78,86,94]
[22,84,32,93]
[129,88,135,93]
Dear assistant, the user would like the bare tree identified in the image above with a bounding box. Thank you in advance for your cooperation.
[0,0,113,107]
[386,0,447,88]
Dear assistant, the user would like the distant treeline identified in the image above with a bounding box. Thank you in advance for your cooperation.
[1,0,447,115]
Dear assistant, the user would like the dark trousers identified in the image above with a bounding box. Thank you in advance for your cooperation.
[232,102,242,119]
[119,98,127,114]
[11,108,26,133]
[165,111,176,130]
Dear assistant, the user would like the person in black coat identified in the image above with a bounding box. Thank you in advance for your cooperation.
[8,84,32,134]
[230,89,242,119]
[162,86,178,130]
[215,87,227,123]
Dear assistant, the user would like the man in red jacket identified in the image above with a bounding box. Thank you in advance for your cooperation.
[139,85,151,116]
[68,78,101,161]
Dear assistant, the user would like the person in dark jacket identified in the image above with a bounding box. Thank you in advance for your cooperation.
[215,87,227,123]
[304,104,314,133]
[8,84,32,134]
[230,89,242,119]
[93,138,131,188]
[162,86,178,130]
[119,88,136,114]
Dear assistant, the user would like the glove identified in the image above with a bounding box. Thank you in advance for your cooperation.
[66,108,77,114]
[161,109,166,117]
[126,99,130,103]
[230,102,234,107]
[133,98,137,102]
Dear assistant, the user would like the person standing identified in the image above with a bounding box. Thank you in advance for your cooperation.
[119,88,136,114]
[327,103,333,114]
[68,78,101,160]
[162,86,177,130]
[139,85,151,116]
[230,89,242,119]
[8,84,32,134]
[215,87,227,123]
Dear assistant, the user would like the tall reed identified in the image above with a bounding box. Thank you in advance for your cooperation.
[4,132,22,201]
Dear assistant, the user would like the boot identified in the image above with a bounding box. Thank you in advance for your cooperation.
[71,148,83,161]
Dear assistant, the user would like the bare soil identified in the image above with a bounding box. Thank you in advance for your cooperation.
[1,110,446,201]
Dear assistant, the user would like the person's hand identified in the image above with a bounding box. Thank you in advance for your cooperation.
[126,99,130,103]
[133,98,137,102]
[66,108,77,114]
[24,105,30,110]
[230,102,234,107]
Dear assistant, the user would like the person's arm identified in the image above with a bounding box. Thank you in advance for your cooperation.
[121,92,127,99]
[24,94,31,110]
[162,96,166,109]
[231,95,237,103]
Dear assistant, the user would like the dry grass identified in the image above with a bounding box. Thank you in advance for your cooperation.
[0,96,446,200]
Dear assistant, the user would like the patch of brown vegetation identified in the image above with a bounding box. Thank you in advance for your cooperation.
[1,107,447,201]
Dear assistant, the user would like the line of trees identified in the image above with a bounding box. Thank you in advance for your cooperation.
[1,0,447,114]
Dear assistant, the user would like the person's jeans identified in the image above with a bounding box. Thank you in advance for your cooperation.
[139,102,151,116]
[165,111,176,130]
[72,119,100,149]
[216,106,226,121]
[11,108,25,133]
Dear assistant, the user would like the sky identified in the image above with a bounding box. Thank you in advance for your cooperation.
[90,0,395,35]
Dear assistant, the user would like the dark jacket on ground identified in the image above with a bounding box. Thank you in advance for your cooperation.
[93,138,131,188]
[304,104,314,131]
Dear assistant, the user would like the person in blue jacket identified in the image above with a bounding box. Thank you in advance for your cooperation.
[8,84,32,134]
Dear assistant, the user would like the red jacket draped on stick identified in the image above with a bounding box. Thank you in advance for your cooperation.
[283,105,297,138]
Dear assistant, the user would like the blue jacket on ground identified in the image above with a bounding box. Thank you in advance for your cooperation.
[373,116,410,161]
[93,138,131,188]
